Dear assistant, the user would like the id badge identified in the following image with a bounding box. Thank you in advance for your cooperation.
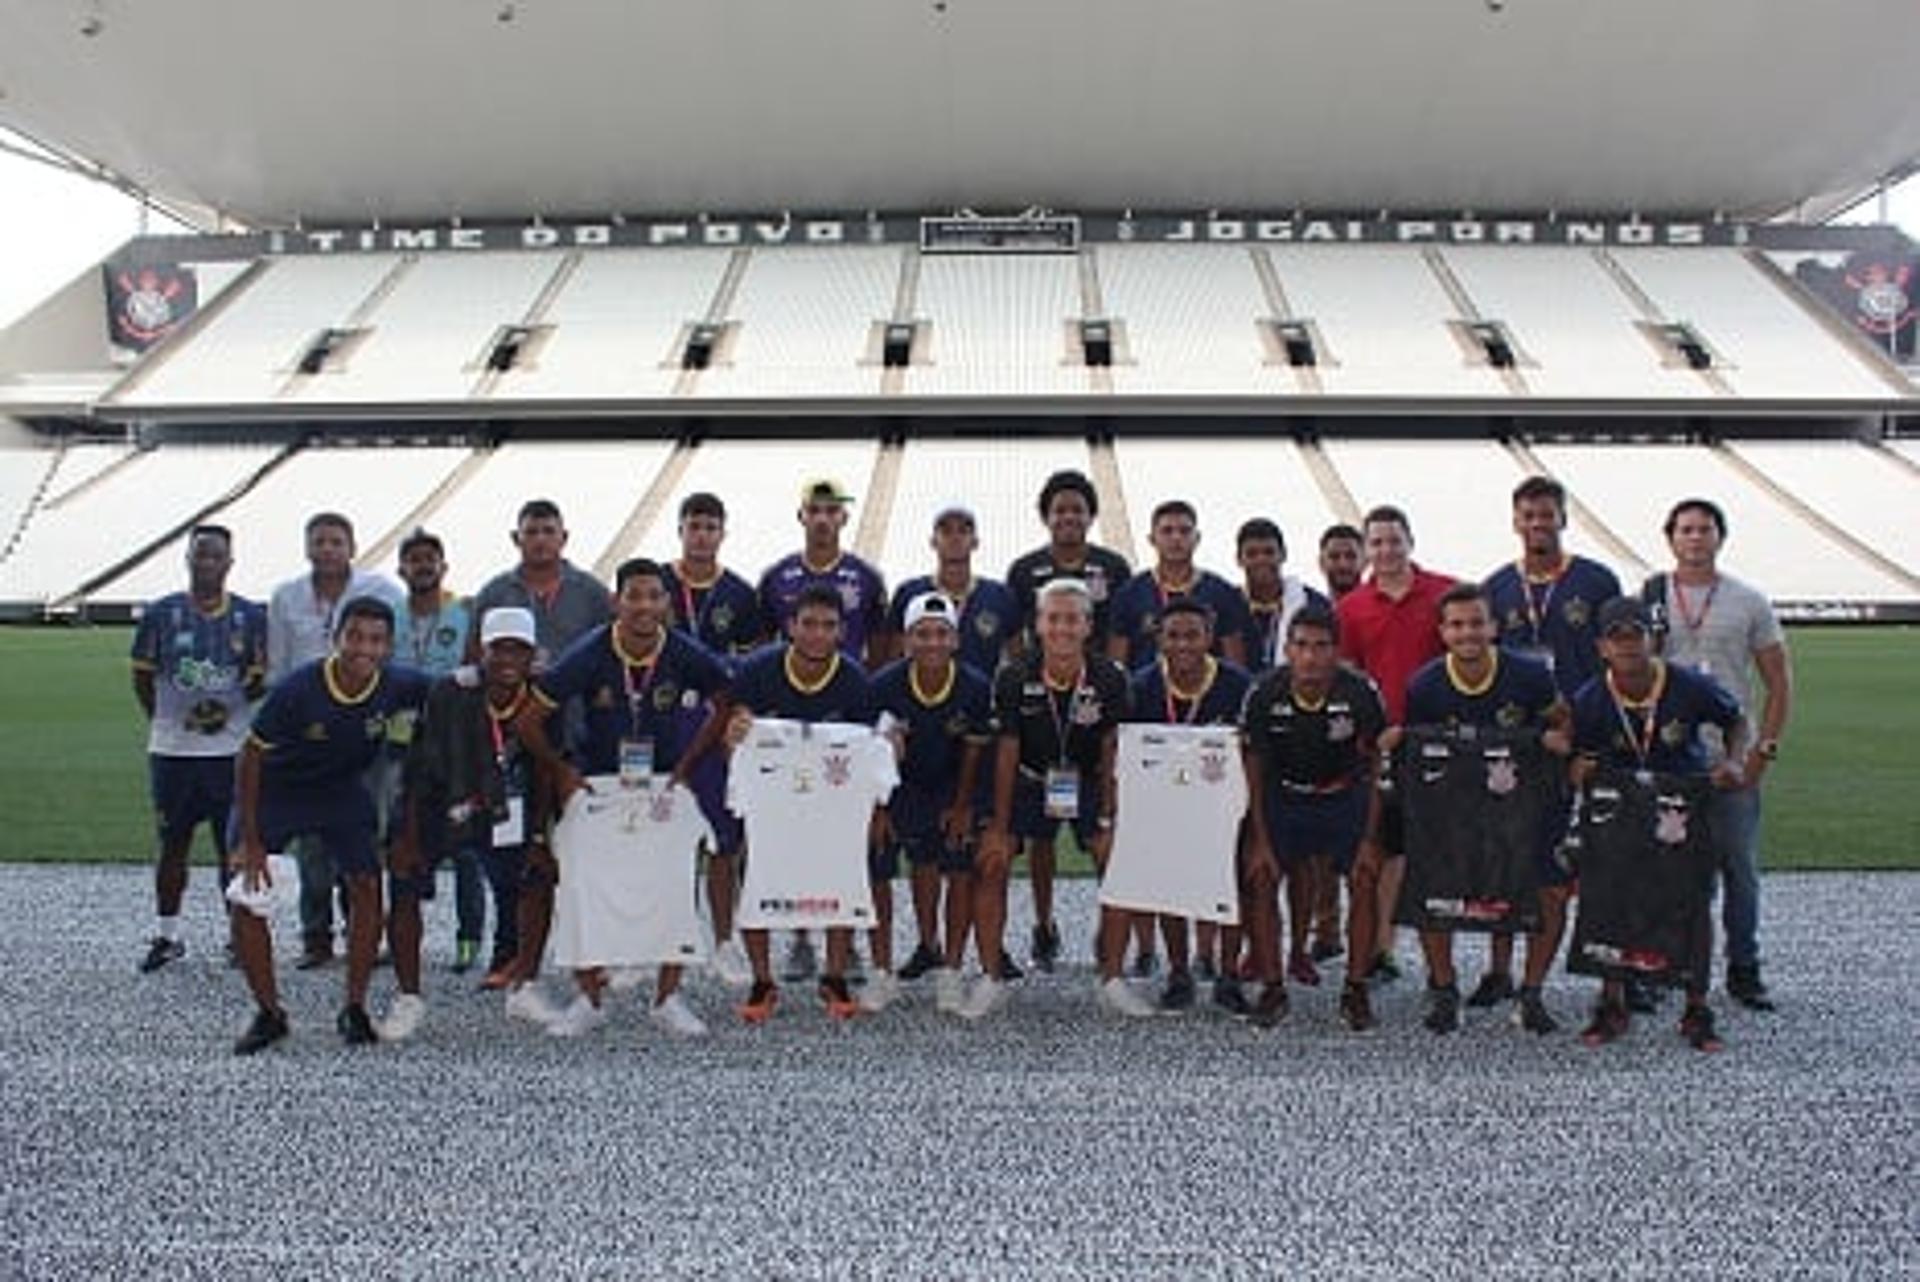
[491,795,526,847]
[1516,644,1555,675]
[1043,767,1081,820]
[619,737,655,787]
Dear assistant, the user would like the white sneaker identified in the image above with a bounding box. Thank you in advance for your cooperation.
[546,994,607,1038]
[1097,976,1157,1019]
[712,938,753,987]
[933,967,964,1015]
[857,970,900,1014]
[376,993,427,1042]
[504,982,562,1027]
[649,990,710,1038]
[957,976,1007,1022]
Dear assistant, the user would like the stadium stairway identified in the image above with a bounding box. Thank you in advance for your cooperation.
[0,440,68,566]
[53,439,304,611]
[356,442,499,568]
[1713,443,1920,594]
[854,439,905,566]
[1299,440,1362,526]
[1087,439,1138,564]
[1503,438,1652,580]
[591,439,699,582]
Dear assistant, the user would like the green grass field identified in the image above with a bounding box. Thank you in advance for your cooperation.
[0,625,1914,869]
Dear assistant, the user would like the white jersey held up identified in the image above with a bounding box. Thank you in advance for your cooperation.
[1101,724,1248,924]
[550,779,713,969]
[730,719,898,930]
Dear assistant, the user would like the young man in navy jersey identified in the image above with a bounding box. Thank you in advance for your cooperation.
[1484,477,1621,700]
[1109,500,1250,671]
[658,491,763,985]
[1477,477,1619,1009]
[755,479,888,981]
[885,502,1020,675]
[1235,518,1328,677]
[1241,605,1388,1030]
[1123,599,1253,1012]
[131,524,267,972]
[757,478,888,666]
[1003,470,1131,971]
[1005,469,1132,653]
[1393,583,1571,1035]
[384,607,552,1042]
[517,558,735,1039]
[723,584,880,1021]
[1570,597,1746,1052]
[228,597,431,1054]
[973,579,1132,1019]
[869,592,995,1013]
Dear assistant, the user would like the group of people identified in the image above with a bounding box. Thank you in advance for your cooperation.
[128,464,1791,1056]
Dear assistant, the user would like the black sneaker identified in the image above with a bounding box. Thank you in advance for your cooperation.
[1194,956,1219,984]
[1030,922,1060,973]
[1251,982,1290,1028]
[1212,976,1251,1017]
[1340,983,1375,1032]
[1367,952,1402,983]
[1623,977,1662,1014]
[1310,938,1344,964]
[1465,972,1515,1008]
[1514,987,1559,1035]
[1679,1003,1724,1052]
[1725,964,1775,1013]
[897,943,942,982]
[1423,982,1461,1034]
[997,953,1025,983]
[1131,949,1159,980]
[139,936,185,973]
[233,1007,290,1056]
[336,1004,379,1046]
[1158,971,1196,1013]
[1580,1001,1630,1047]
[296,944,335,972]
[782,934,818,982]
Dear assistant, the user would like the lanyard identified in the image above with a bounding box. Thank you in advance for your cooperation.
[675,563,722,641]
[1153,569,1194,612]
[1162,657,1216,725]
[1516,557,1568,645]
[487,689,526,774]
[1672,577,1717,634]
[408,603,443,665]
[614,630,663,737]
[1607,661,1667,769]
[1250,602,1282,668]
[1044,664,1085,765]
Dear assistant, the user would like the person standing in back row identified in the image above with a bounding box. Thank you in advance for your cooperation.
[1643,498,1791,1013]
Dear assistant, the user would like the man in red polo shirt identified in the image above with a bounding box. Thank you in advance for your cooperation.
[1334,505,1456,986]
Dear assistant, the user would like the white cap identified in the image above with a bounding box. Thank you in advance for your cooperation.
[480,606,537,648]
[903,591,959,632]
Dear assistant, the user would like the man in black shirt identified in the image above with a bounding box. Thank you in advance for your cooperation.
[972,579,1133,1019]
[1242,606,1388,1030]
[1004,470,1131,971]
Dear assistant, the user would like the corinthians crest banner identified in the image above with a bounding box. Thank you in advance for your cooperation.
[104,262,198,353]
[1786,249,1920,362]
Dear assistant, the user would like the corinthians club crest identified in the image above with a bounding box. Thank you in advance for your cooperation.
[105,263,198,352]
[1654,795,1691,845]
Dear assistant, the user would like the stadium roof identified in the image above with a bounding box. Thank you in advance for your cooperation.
[3,0,1919,227]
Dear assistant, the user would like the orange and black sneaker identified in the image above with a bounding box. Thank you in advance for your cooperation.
[1580,1000,1630,1047]
[1678,1003,1724,1053]
[736,980,779,1024]
[819,976,860,1020]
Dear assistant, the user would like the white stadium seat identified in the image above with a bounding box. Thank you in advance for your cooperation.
[1111,437,1338,580]
[1726,440,1920,576]
[878,437,1092,587]
[702,248,902,400]
[1098,246,1279,397]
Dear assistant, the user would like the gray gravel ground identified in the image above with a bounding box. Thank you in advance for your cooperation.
[1,865,1916,1280]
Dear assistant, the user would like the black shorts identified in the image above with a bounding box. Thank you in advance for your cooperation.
[149,755,235,847]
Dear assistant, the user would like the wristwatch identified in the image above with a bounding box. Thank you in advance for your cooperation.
[1095,816,1115,830]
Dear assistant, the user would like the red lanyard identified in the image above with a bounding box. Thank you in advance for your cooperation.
[1672,577,1717,634]
[1607,662,1666,768]
[1518,557,1567,643]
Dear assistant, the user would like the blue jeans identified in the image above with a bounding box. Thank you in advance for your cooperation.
[1711,785,1763,969]
[452,847,486,945]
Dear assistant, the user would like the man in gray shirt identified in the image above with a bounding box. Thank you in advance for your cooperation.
[1644,497,1793,1011]
[265,512,403,968]
[468,499,611,675]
